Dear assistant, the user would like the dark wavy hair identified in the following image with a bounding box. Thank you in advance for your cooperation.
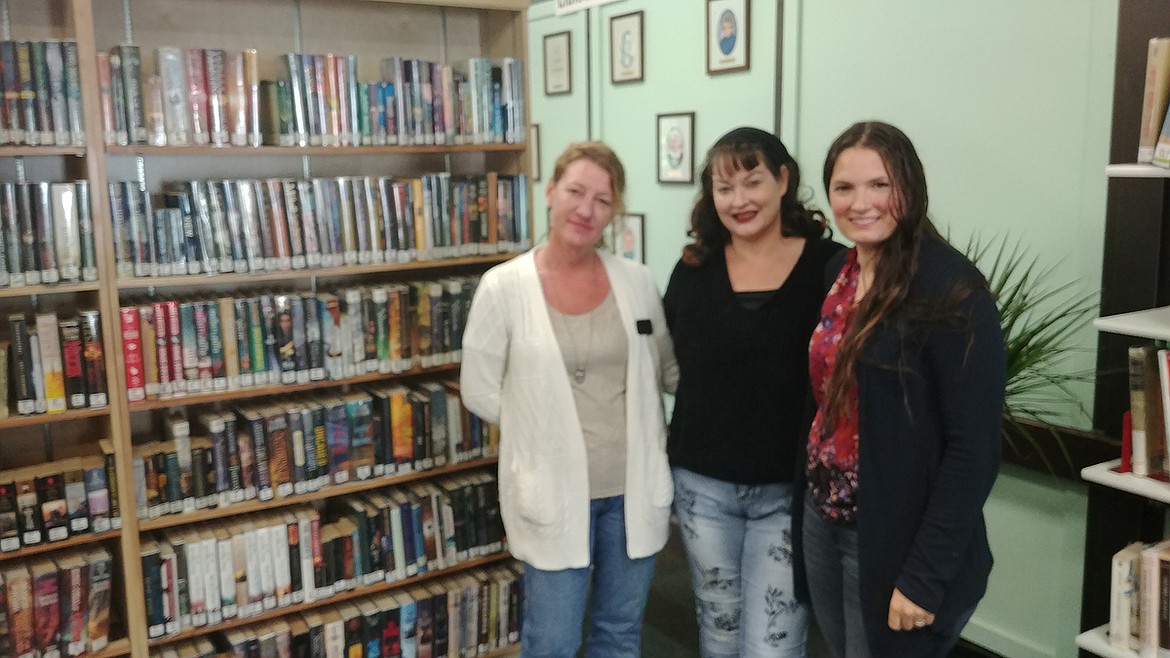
[683,127,828,266]
[819,121,983,425]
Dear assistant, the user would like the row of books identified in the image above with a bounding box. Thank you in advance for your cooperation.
[99,45,524,148]
[139,469,505,640]
[0,451,120,552]
[131,381,498,520]
[110,173,531,280]
[118,280,477,403]
[0,181,98,288]
[0,548,114,658]
[151,565,522,658]
[5,311,108,418]
[0,40,86,147]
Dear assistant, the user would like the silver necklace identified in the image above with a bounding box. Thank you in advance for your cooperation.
[553,306,594,384]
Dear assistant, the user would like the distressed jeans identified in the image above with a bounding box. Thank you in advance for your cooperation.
[673,467,808,658]
[520,495,658,658]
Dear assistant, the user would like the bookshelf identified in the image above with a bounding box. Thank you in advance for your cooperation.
[0,0,531,655]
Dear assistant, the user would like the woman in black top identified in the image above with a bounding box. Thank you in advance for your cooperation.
[664,127,842,657]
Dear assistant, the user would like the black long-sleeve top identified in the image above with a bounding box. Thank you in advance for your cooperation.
[663,237,844,484]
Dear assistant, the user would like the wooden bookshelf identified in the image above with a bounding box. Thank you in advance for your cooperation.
[105,143,526,156]
[0,280,101,299]
[0,0,532,654]
[149,551,514,647]
[126,362,460,411]
[0,145,87,157]
[0,528,120,563]
[0,405,110,429]
[115,253,513,291]
[139,455,497,531]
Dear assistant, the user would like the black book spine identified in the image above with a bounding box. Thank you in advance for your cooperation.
[58,317,87,409]
[8,314,34,414]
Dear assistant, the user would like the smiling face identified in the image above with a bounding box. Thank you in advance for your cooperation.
[546,158,616,251]
[828,146,899,256]
[711,156,789,243]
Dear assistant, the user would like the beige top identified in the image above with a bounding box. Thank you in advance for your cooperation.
[548,291,628,498]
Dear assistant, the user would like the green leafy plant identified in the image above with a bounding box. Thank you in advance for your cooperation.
[964,234,1099,475]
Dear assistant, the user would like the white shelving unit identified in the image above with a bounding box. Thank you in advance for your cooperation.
[1094,306,1170,341]
[1080,292,1167,656]
[1076,625,1138,658]
[1107,163,1170,178]
[1081,460,1170,504]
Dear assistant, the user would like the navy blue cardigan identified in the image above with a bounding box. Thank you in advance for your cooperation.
[796,236,1006,656]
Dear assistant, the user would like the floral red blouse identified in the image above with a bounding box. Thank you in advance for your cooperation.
[806,248,861,526]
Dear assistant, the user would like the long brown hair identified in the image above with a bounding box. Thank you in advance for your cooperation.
[683,127,828,266]
[820,122,954,425]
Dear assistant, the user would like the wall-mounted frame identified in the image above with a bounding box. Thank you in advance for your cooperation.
[657,112,695,184]
[609,11,644,84]
[543,31,573,95]
[530,124,541,181]
[707,0,750,74]
[614,213,645,263]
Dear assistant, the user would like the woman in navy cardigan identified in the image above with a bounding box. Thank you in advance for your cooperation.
[799,121,1006,657]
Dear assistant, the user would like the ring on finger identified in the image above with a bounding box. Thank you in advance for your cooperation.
[914,618,927,628]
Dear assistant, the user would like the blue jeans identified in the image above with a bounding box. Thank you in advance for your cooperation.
[802,498,973,658]
[802,497,870,658]
[520,495,657,658]
[672,467,808,658]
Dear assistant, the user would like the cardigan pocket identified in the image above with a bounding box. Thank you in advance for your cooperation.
[512,456,561,526]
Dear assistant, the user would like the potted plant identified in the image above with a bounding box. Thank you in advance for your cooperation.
[965,235,1112,478]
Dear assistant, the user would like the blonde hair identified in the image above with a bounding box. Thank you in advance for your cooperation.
[549,141,627,218]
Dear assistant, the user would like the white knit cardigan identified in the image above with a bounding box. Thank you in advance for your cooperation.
[460,249,678,570]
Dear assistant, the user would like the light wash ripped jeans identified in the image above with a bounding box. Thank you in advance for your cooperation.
[673,467,808,658]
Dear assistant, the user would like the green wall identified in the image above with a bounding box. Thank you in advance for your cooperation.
[528,0,779,287]
[528,2,1119,656]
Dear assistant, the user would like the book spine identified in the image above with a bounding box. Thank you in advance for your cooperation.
[226,51,248,146]
[244,49,261,147]
[35,312,66,412]
[49,182,81,282]
[204,49,228,145]
[78,311,107,408]
[61,40,83,145]
[117,45,146,144]
[185,48,209,145]
[120,306,145,402]
[8,314,34,414]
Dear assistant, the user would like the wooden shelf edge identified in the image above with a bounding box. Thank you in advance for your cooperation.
[0,145,87,157]
[127,362,461,412]
[116,253,516,291]
[0,528,120,563]
[1074,624,1135,657]
[0,280,101,298]
[1081,459,1170,503]
[0,406,110,429]
[149,550,514,647]
[105,143,525,156]
[139,455,498,532]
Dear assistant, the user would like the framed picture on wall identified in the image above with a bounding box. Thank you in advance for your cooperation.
[614,213,645,263]
[544,31,572,95]
[706,0,750,74]
[657,112,695,184]
[530,124,541,181]
[610,11,644,84]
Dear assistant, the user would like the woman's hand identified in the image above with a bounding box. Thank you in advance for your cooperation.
[888,588,935,631]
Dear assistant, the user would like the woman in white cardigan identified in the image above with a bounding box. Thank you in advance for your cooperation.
[460,142,678,658]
